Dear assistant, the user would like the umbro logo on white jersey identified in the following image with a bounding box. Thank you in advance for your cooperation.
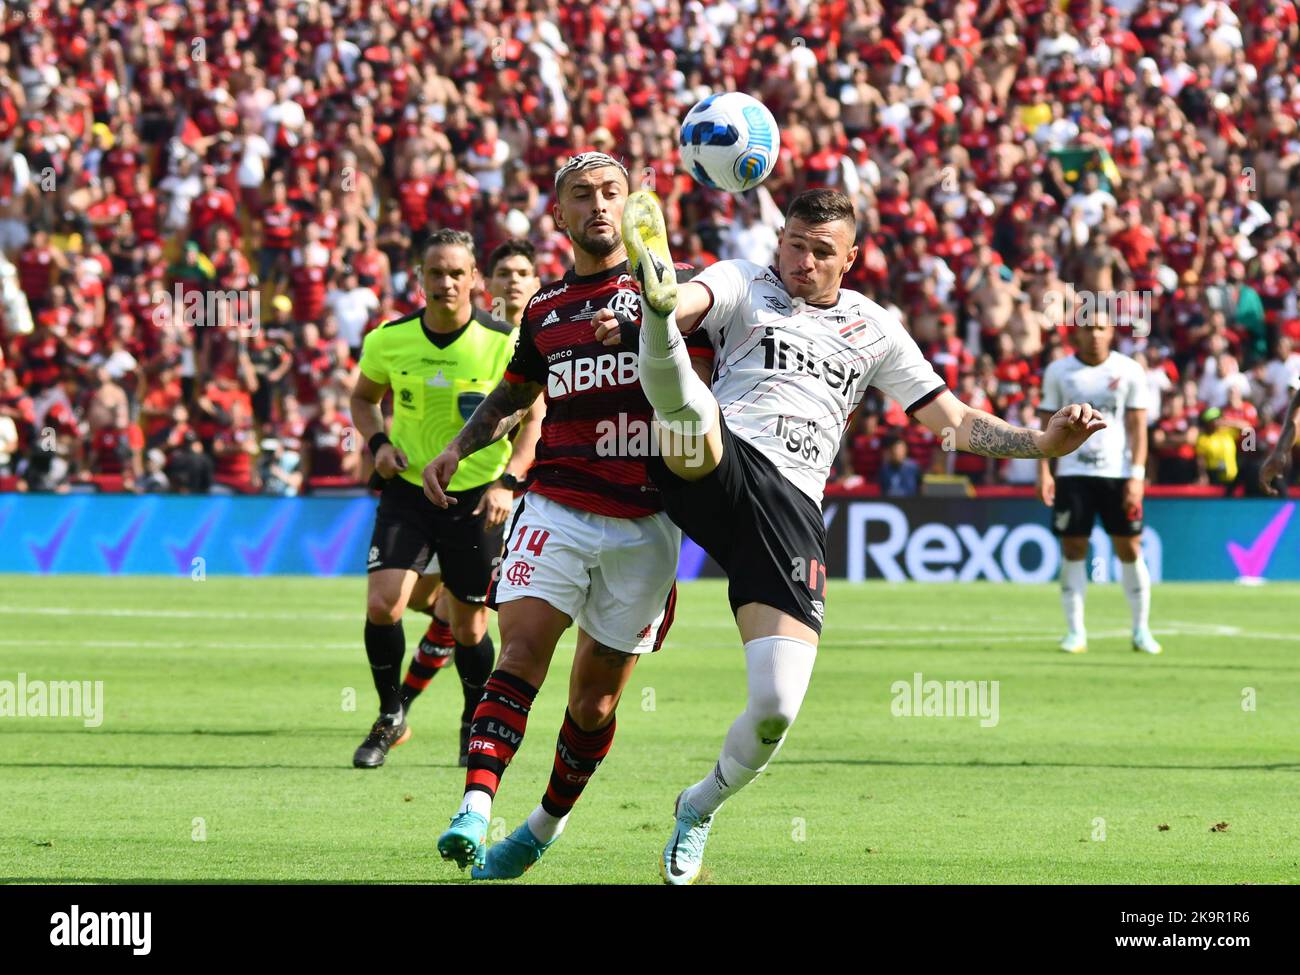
[541,309,560,326]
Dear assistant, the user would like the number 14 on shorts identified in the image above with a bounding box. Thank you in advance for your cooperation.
[510,525,551,558]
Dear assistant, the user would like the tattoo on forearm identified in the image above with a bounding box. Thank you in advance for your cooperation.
[452,380,541,458]
[968,416,1045,458]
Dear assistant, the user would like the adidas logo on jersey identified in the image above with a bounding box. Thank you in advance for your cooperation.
[541,309,560,326]
[427,371,451,387]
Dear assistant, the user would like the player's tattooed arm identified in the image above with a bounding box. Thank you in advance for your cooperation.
[966,414,1046,458]
[449,378,543,459]
[914,389,1105,459]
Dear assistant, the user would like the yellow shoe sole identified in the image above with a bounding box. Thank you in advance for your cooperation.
[621,190,677,315]
[659,854,699,886]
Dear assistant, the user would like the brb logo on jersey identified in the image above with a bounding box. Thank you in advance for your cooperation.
[547,351,639,398]
[760,326,862,395]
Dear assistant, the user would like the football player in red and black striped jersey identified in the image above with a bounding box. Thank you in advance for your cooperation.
[421,152,712,879]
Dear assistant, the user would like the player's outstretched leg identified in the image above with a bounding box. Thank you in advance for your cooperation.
[473,633,631,880]
[662,608,817,885]
[621,190,722,481]
[1115,535,1161,654]
[437,597,567,870]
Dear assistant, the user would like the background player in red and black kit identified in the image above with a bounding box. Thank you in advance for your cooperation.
[421,152,713,879]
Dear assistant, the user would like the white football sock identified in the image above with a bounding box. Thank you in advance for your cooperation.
[1060,558,1087,634]
[1120,557,1151,632]
[458,790,492,819]
[526,804,567,843]
[637,307,716,435]
[683,636,817,816]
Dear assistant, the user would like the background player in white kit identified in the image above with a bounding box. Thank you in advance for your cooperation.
[610,187,1107,884]
[1037,323,1159,655]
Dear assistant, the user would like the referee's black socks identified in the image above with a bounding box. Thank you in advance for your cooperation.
[454,636,496,721]
[364,619,406,717]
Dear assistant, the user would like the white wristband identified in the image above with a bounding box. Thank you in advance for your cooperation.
[1129,465,1146,481]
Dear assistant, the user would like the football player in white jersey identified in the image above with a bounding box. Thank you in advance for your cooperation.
[607,187,1106,884]
[1037,323,1159,655]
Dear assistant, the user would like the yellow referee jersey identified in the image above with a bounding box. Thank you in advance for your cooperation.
[358,308,516,491]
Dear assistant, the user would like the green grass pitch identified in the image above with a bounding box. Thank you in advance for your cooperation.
[1,576,1297,884]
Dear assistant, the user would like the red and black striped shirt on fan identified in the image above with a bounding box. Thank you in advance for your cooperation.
[504,259,713,519]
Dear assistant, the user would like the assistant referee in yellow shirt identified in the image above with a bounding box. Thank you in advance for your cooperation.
[349,229,518,768]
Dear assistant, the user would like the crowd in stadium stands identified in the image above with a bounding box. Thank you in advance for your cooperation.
[1,0,1299,496]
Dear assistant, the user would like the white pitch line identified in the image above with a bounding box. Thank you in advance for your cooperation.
[0,607,1278,640]
[0,605,1063,633]
[0,638,357,651]
[1,626,1297,653]
[0,605,358,622]
[838,628,1300,646]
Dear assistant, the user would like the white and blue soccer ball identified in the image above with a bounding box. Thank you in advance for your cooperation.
[679,92,779,193]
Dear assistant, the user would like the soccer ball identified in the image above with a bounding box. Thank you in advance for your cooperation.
[679,92,779,193]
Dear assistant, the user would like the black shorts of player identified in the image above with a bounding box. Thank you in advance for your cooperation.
[1052,475,1143,538]
[648,420,827,634]
[367,476,505,604]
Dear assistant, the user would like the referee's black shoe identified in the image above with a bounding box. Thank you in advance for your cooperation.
[352,713,411,768]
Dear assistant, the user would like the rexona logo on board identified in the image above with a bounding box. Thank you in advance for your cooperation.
[842,503,1163,583]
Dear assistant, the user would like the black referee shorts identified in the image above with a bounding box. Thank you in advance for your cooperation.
[366,476,505,604]
[649,420,827,634]
[1052,475,1143,538]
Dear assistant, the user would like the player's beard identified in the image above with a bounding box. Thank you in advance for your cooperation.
[570,224,621,260]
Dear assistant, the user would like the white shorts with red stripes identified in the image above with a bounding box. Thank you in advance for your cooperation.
[491,491,679,654]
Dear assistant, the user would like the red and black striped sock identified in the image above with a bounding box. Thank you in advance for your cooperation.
[541,709,617,818]
[464,670,538,799]
[424,613,454,649]
[399,614,454,705]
